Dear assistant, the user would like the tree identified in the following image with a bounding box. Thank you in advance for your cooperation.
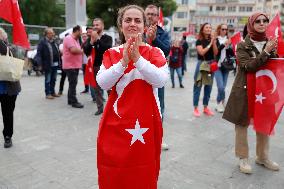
[86,0,177,28]
[18,0,65,27]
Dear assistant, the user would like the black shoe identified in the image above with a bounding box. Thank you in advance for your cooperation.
[80,90,88,94]
[4,136,12,148]
[95,109,103,116]
[71,102,84,108]
[172,85,175,88]
[180,84,184,88]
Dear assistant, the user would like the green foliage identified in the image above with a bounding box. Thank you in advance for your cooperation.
[18,0,65,27]
[86,0,177,28]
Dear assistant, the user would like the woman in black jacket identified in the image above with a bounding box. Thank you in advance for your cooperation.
[0,27,21,148]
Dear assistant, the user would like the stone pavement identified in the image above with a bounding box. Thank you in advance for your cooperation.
[0,59,284,189]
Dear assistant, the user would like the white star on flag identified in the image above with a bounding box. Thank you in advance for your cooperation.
[125,119,149,146]
[255,92,266,104]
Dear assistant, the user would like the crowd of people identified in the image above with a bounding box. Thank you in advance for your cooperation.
[0,3,281,188]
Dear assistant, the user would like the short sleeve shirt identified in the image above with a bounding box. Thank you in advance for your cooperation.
[62,35,82,69]
[196,39,214,61]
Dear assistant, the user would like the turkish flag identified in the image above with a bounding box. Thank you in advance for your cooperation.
[266,13,283,56]
[230,32,242,56]
[247,59,284,135]
[0,0,30,49]
[158,7,164,28]
[84,48,96,88]
[97,46,167,188]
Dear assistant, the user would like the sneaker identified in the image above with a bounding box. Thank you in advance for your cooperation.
[71,102,84,108]
[172,85,175,88]
[255,157,280,171]
[4,136,12,148]
[46,95,54,99]
[51,93,60,97]
[215,103,224,113]
[162,143,169,151]
[193,108,201,117]
[203,107,214,116]
[180,84,184,88]
[239,158,252,174]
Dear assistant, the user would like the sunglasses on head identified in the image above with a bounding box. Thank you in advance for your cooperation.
[254,19,269,24]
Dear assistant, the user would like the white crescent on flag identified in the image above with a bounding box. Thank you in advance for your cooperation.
[256,69,277,94]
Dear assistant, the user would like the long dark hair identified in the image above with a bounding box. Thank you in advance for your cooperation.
[198,23,211,40]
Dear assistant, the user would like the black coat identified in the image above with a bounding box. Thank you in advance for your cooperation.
[83,34,112,67]
[0,40,21,95]
[35,37,61,71]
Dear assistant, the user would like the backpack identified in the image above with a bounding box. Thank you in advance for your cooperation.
[170,48,179,63]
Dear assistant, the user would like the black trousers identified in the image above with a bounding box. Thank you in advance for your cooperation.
[0,94,17,138]
[64,69,79,104]
[59,69,67,93]
[94,67,104,111]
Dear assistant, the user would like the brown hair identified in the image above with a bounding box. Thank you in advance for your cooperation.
[93,18,104,26]
[216,24,228,36]
[117,5,146,43]
[198,23,211,40]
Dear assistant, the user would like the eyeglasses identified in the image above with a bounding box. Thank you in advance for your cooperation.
[254,19,269,24]
[146,13,158,17]
[221,28,228,31]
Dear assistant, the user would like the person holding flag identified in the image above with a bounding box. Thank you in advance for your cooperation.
[96,5,168,188]
[223,12,279,174]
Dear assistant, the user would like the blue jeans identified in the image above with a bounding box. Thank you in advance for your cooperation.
[158,87,165,122]
[193,60,213,107]
[44,66,57,95]
[215,68,229,103]
[170,67,182,86]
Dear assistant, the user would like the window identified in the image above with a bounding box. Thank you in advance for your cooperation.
[239,6,246,12]
[176,12,188,19]
[273,5,279,10]
[210,6,213,11]
[247,7,253,12]
[228,6,236,12]
[216,6,226,11]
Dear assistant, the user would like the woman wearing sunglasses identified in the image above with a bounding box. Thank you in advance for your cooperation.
[223,13,279,174]
[214,24,235,113]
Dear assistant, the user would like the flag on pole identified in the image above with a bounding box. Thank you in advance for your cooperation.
[0,0,30,49]
[230,32,242,56]
[158,7,164,28]
[266,13,283,56]
[84,48,96,88]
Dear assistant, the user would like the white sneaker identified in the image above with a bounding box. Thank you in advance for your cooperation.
[239,158,252,174]
[215,103,224,113]
[255,157,280,171]
[162,143,169,151]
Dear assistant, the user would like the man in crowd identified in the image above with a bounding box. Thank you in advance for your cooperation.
[36,27,61,99]
[62,25,84,108]
[83,18,112,115]
[145,4,170,150]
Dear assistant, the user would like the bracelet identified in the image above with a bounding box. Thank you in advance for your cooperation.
[206,45,211,49]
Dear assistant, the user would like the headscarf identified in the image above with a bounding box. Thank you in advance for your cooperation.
[247,12,269,41]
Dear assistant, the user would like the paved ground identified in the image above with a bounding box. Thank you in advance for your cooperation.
[0,59,284,189]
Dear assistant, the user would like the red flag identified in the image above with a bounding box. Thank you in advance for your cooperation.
[266,13,282,40]
[0,0,30,49]
[230,32,242,56]
[247,59,284,135]
[158,7,164,28]
[84,48,96,88]
[97,46,167,188]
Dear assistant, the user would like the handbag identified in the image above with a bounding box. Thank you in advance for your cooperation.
[221,57,235,71]
[0,47,24,81]
[210,61,218,73]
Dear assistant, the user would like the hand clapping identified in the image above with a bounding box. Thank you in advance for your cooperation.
[122,33,142,67]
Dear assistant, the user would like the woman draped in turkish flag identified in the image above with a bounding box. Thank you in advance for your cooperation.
[96,5,168,189]
[223,12,279,174]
